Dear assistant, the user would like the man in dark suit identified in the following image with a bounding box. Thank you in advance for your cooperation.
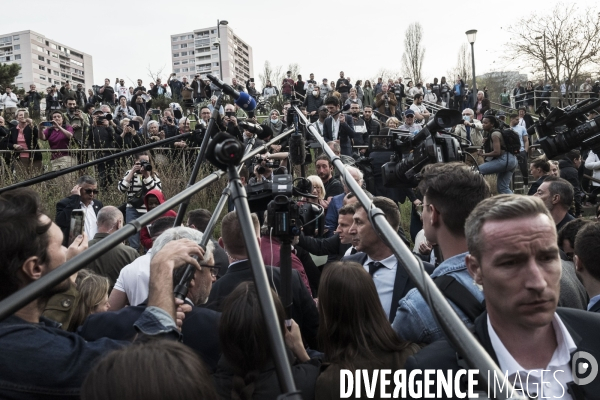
[206,211,320,349]
[528,158,551,196]
[405,195,600,399]
[574,222,600,312]
[78,226,221,371]
[55,175,104,246]
[343,196,434,323]
[322,96,355,156]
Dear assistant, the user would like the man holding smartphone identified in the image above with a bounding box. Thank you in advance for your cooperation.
[56,175,104,246]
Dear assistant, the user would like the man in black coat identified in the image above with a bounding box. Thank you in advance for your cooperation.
[528,158,551,196]
[559,150,583,217]
[206,211,320,350]
[56,176,103,246]
[322,96,355,156]
[342,197,434,323]
[405,195,600,399]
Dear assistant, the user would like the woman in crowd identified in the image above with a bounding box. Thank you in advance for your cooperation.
[303,86,323,123]
[380,117,400,136]
[474,91,490,121]
[354,80,364,102]
[315,261,421,399]
[262,80,277,100]
[363,80,374,108]
[37,110,76,171]
[344,88,362,108]
[8,109,42,174]
[213,282,319,400]
[298,175,328,237]
[82,340,219,400]
[118,118,144,149]
[424,83,437,104]
[67,269,111,332]
[264,109,284,136]
[477,115,518,194]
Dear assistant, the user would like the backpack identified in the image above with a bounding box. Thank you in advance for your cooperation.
[499,128,522,155]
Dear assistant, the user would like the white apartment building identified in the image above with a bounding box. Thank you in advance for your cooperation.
[0,30,93,90]
[170,24,253,85]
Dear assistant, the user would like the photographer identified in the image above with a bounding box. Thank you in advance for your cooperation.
[181,78,194,109]
[374,84,398,118]
[38,110,76,171]
[23,84,42,118]
[64,98,90,161]
[167,73,183,100]
[45,85,63,119]
[159,109,179,139]
[191,75,209,104]
[74,83,87,107]
[130,92,147,117]
[98,78,115,105]
[323,96,356,156]
[113,96,137,123]
[118,151,162,251]
[477,115,518,194]
[119,118,144,149]
[8,110,42,175]
[89,109,122,189]
[59,81,76,106]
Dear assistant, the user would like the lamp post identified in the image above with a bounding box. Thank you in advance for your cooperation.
[216,19,228,80]
[466,30,477,109]
[535,34,554,84]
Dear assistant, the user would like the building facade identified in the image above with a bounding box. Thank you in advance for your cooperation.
[0,30,93,90]
[170,24,253,85]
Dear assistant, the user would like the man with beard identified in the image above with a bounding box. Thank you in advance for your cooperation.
[0,188,192,399]
[349,102,366,146]
[64,98,90,163]
[98,78,115,105]
[336,71,351,103]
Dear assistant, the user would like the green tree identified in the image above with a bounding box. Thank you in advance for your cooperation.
[0,63,21,89]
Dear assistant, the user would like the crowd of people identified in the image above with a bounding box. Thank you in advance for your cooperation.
[1,68,600,399]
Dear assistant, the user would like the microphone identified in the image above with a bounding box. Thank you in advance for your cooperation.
[330,103,351,119]
[289,131,306,166]
[207,74,256,111]
[256,124,274,140]
[238,120,263,136]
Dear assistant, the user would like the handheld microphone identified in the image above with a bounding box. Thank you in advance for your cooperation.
[238,120,263,136]
[207,74,257,111]
[330,103,351,119]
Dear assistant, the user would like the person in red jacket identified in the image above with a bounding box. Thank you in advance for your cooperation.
[140,189,177,250]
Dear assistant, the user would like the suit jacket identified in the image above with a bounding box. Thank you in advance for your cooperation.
[206,260,320,349]
[55,195,104,246]
[78,302,221,371]
[341,252,434,323]
[404,308,600,399]
[298,232,350,260]
[8,124,42,161]
[323,114,355,156]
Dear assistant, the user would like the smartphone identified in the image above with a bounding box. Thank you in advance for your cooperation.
[225,111,235,117]
[41,122,53,127]
[152,109,161,115]
[68,209,85,246]
[128,120,140,131]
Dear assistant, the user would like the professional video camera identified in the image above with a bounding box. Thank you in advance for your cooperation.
[529,98,600,159]
[251,154,280,175]
[380,109,464,187]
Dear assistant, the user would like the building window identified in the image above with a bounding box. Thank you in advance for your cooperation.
[187,34,193,39]
[38,55,44,61]
[15,54,21,60]
[36,46,43,53]
[211,29,216,34]
[39,75,46,81]
[181,51,187,56]
[53,71,59,76]
[172,45,179,49]
[212,62,219,67]
[39,65,45,70]
[182,67,189,72]
[14,44,20,50]
[174,62,180,66]
[190,50,194,55]
[174,68,181,73]
[173,53,179,57]
[182,60,188,64]
[172,37,178,41]
[180,43,188,48]
[13,35,19,40]
[180,35,187,40]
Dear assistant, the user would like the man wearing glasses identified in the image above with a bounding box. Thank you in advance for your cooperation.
[397,109,422,134]
[55,175,104,246]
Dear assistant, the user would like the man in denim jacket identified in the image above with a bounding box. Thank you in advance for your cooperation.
[392,163,490,344]
[0,188,201,399]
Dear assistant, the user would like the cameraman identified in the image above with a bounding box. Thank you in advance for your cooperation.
[118,151,162,251]
[64,98,90,163]
[98,78,115,105]
[477,115,518,194]
[23,84,42,118]
[113,96,137,123]
[89,109,123,189]
[219,104,243,141]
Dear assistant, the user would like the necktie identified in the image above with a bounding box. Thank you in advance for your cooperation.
[368,261,384,277]
[350,247,358,255]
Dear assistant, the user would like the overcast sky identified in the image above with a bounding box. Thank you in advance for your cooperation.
[4,0,597,88]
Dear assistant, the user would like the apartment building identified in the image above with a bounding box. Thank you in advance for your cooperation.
[170,24,253,85]
[0,30,93,90]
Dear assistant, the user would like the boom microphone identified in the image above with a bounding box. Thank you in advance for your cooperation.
[238,120,263,136]
[330,103,351,119]
[289,132,306,166]
[256,124,274,140]
[207,74,256,111]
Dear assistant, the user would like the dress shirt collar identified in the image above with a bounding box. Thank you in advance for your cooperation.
[365,253,396,270]
[588,294,600,311]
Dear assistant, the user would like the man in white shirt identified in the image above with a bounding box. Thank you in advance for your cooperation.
[1,87,18,121]
[404,195,600,399]
[114,78,131,102]
[409,93,431,124]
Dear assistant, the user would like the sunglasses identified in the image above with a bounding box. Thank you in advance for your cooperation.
[83,189,99,194]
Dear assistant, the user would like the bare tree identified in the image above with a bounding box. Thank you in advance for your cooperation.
[259,60,274,90]
[401,23,426,84]
[504,2,600,96]
[147,64,165,84]
[370,68,403,85]
[287,63,301,80]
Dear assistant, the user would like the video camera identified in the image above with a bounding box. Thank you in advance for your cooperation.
[251,154,280,175]
[95,113,113,123]
[380,109,464,186]
[247,174,322,238]
[529,98,600,159]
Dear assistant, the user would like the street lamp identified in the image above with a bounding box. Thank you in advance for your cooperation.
[535,34,554,84]
[465,30,478,109]
[216,19,229,80]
